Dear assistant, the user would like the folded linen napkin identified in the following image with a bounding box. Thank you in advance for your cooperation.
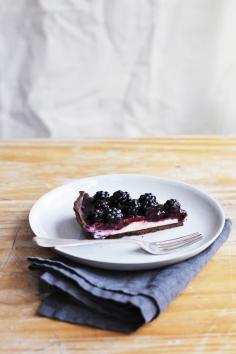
[28,219,231,333]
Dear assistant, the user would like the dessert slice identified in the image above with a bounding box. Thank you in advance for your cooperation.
[73,190,187,239]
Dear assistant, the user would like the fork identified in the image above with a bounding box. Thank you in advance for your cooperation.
[33,232,203,255]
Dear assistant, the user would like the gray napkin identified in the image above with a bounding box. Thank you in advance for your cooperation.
[28,219,231,333]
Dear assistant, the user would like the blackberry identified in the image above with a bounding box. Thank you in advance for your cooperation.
[163,199,181,212]
[109,190,130,208]
[104,207,123,225]
[145,206,160,219]
[94,199,109,210]
[123,199,141,217]
[139,193,158,212]
[87,208,104,224]
[180,209,187,221]
[93,191,110,203]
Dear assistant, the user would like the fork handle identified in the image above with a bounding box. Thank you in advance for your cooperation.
[33,236,136,248]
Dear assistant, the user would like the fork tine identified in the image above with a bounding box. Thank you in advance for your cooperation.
[160,234,202,247]
[159,234,203,251]
[157,232,201,246]
[160,240,202,252]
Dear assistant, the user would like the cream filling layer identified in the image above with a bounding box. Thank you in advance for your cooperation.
[93,218,179,238]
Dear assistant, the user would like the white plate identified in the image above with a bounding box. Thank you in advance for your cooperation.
[29,174,225,270]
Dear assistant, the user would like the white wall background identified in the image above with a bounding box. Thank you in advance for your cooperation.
[1,0,236,138]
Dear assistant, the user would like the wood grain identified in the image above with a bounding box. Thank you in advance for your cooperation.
[0,137,235,353]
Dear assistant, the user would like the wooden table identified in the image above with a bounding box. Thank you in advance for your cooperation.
[0,137,235,353]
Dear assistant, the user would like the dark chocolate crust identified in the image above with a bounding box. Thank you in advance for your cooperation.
[74,193,89,230]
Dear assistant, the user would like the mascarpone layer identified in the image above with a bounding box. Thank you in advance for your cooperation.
[93,218,179,238]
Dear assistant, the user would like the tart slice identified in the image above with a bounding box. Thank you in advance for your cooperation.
[73,190,187,239]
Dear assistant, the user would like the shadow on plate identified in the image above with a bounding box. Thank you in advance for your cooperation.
[55,216,85,239]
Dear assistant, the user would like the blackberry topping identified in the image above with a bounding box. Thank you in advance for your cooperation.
[94,199,109,210]
[93,191,110,203]
[179,209,187,221]
[104,207,123,225]
[139,193,158,214]
[139,193,157,207]
[109,190,130,208]
[87,208,104,224]
[145,206,161,219]
[163,199,181,212]
[124,199,141,217]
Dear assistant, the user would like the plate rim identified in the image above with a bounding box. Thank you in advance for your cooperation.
[29,173,225,269]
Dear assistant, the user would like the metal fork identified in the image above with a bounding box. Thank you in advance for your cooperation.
[33,232,203,255]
